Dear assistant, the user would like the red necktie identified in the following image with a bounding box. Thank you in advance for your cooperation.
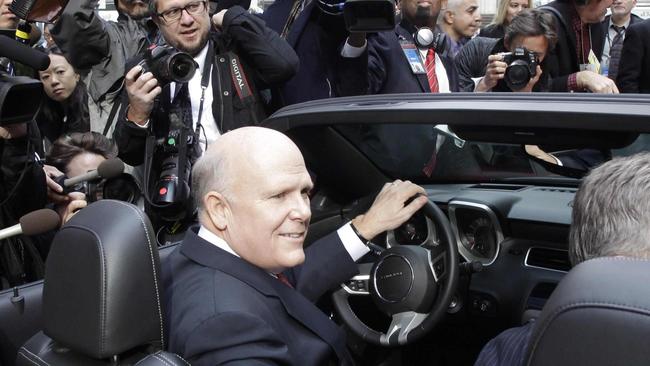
[425,49,439,93]
[276,273,294,288]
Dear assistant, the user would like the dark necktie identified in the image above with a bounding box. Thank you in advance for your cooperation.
[608,25,625,81]
[276,273,294,288]
[170,83,193,129]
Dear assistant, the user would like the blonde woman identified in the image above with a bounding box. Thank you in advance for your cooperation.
[481,0,533,38]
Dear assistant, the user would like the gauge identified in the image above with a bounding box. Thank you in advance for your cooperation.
[386,211,439,247]
[460,217,498,260]
[448,201,504,266]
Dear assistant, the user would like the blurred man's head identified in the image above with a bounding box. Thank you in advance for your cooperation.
[575,0,614,24]
[610,0,636,22]
[504,9,558,63]
[193,127,314,274]
[0,0,17,29]
[150,0,210,55]
[569,153,650,266]
[400,0,447,28]
[117,0,150,20]
[440,0,481,41]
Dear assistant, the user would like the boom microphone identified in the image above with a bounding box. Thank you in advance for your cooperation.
[63,158,125,187]
[0,35,50,71]
[0,209,60,240]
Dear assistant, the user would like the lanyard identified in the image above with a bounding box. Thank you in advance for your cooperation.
[194,41,214,151]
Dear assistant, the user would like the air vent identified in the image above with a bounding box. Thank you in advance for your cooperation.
[468,184,527,191]
[525,247,571,272]
[534,187,577,194]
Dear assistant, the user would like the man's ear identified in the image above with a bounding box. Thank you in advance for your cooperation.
[444,10,454,24]
[204,191,230,230]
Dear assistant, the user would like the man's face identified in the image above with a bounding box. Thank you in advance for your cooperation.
[155,0,210,56]
[450,0,481,38]
[610,0,636,18]
[578,0,614,23]
[222,145,314,274]
[117,0,150,20]
[509,34,549,63]
[505,0,529,24]
[400,0,445,27]
[0,0,17,29]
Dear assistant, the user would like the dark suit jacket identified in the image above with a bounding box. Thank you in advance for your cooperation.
[162,227,359,365]
[262,0,350,110]
[616,18,650,93]
[337,20,460,96]
[542,1,607,92]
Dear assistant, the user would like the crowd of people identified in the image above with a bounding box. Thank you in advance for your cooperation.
[0,0,649,362]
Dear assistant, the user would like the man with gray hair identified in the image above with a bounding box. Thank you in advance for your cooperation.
[163,126,428,365]
[475,152,650,365]
[439,0,481,58]
[456,9,558,92]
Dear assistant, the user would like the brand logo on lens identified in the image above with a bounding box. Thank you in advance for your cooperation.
[380,271,404,280]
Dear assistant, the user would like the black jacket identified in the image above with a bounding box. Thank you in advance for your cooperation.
[616,18,650,93]
[480,24,506,39]
[541,0,606,92]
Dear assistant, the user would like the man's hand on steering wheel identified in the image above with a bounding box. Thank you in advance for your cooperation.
[352,180,429,241]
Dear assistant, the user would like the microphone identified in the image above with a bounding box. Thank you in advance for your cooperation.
[0,209,60,240]
[63,158,125,187]
[0,34,50,71]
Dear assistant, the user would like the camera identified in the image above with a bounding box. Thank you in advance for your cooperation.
[151,129,195,221]
[59,174,142,204]
[137,45,198,85]
[499,47,538,91]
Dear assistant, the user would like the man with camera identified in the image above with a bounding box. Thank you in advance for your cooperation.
[456,9,557,92]
[113,0,298,226]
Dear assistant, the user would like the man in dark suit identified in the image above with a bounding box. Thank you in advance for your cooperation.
[163,127,429,365]
[541,0,618,93]
[616,18,650,93]
[600,0,641,81]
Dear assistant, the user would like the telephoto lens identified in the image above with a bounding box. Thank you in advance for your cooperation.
[138,45,198,85]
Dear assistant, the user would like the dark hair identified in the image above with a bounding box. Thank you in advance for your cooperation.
[504,8,558,51]
[37,47,90,143]
[47,132,118,174]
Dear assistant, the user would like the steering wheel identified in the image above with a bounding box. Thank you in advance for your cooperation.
[332,200,459,346]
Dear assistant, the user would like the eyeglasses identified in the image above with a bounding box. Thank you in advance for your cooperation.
[157,0,207,23]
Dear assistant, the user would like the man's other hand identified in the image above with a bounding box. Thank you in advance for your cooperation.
[477,54,508,92]
[212,9,227,30]
[352,180,428,240]
[125,65,162,125]
[577,70,619,94]
[56,192,87,226]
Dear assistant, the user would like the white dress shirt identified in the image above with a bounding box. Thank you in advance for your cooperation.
[198,222,370,262]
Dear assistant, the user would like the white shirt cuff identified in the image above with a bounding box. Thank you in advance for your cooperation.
[134,119,150,129]
[473,77,489,92]
[337,222,370,261]
[341,39,367,58]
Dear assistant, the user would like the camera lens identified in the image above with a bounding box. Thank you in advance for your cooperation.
[505,60,531,90]
[168,53,197,83]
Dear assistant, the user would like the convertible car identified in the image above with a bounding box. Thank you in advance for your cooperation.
[2,93,650,366]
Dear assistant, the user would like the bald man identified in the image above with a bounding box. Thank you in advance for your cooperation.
[162,127,427,365]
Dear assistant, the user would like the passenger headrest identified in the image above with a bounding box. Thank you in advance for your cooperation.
[43,200,163,359]
[525,257,650,366]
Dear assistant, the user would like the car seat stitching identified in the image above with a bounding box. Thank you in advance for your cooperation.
[16,352,41,366]
[158,351,191,365]
[18,347,49,366]
[152,354,174,366]
[114,201,165,349]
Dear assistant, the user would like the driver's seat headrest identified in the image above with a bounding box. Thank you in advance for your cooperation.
[42,200,163,359]
[525,257,650,366]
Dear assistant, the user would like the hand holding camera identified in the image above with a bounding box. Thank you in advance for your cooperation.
[479,47,540,92]
[477,54,508,91]
[125,65,162,126]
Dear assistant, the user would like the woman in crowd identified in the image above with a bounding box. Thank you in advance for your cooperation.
[36,47,90,147]
[481,0,533,39]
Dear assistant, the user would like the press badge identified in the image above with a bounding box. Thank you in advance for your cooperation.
[400,41,426,74]
[580,49,601,74]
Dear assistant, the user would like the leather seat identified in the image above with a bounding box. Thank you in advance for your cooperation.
[525,257,650,366]
[16,200,187,366]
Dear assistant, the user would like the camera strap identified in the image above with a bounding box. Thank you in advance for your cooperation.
[227,52,255,105]
[195,42,214,142]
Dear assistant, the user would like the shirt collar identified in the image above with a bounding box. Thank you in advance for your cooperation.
[194,43,209,73]
[198,225,240,258]
[609,17,631,30]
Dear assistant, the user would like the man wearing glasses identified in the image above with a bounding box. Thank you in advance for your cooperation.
[113,0,298,220]
[455,9,557,92]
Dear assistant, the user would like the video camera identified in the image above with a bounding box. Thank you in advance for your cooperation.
[58,174,142,204]
[317,0,396,32]
[498,47,538,91]
[137,45,198,86]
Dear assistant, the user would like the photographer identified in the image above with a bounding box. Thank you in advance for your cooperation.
[44,132,118,226]
[456,8,557,92]
[50,0,159,136]
[113,1,298,224]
